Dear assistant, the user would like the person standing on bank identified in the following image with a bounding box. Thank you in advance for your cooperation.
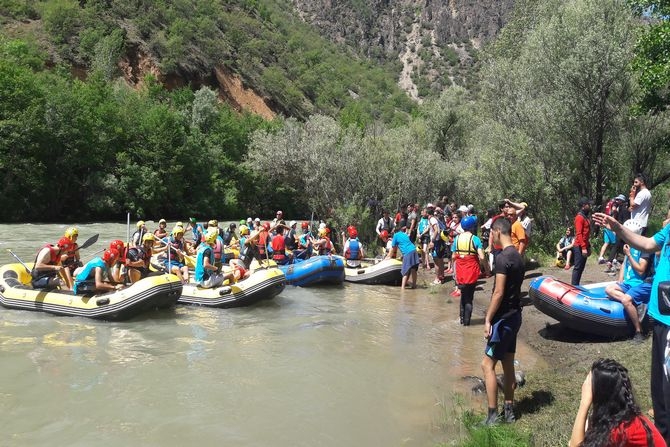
[452,216,486,326]
[481,217,525,425]
[594,210,670,444]
[629,173,652,236]
[572,197,593,286]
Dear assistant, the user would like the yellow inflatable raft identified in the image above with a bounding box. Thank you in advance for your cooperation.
[0,263,182,321]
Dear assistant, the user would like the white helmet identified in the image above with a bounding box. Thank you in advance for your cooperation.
[623,219,643,235]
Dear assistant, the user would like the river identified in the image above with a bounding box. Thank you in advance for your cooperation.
[0,222,544,446]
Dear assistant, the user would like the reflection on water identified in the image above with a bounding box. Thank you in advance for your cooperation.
[0,223,545,446]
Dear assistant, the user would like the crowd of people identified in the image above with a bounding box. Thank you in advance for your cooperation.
[23,170,670,443]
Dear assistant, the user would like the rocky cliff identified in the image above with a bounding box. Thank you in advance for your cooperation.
[291,0,516,100]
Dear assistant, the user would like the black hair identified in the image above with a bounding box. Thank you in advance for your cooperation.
[487,208,496,218]
[491,216,511,235]
[498,200,507,210]
[635,172,647,185]
[275,226,284,235]
[581,358,641,447]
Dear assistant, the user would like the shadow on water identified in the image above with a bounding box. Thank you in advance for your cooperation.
[538,322,618,343]
[516,390,555,417]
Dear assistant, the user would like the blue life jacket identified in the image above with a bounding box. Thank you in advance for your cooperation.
[73,257,106,294]
[195,244,214,283]
[346,238,361,260]
[418,217,429,235]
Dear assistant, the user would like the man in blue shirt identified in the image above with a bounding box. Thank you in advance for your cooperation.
[594,211,670,444]
[386,222,420,289]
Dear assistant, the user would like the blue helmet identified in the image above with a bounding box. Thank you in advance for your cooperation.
[461,215,477,232]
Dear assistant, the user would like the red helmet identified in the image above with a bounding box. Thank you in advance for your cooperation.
[348,227,358,238]
[103,248,119,264]
[262,222,271,231]
[109,239,125,252]
[380,230,389,240]
[57,237,71,250]
[301,221,309,229]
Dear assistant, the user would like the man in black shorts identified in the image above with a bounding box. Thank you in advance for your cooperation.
[481,217,525,425]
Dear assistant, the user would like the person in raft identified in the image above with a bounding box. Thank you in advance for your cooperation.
[451,215,486,326]
[481,217,525,425]
[386,221,420,289]
[31,237,71,289]
[605,219,654,343]
[59,227,82,290]
[342,225,364,268]
[158,226,190,284]
[124,233,158,284]
[195,229,226,289]
[73,249,124,295]
[569,358,665,447]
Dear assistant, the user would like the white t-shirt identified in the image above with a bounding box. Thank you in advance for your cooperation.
[632,188,652,227]
[429,216,439,240]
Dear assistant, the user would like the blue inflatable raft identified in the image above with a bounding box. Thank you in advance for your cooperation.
[278,255,345,286]
[529,275,647,338]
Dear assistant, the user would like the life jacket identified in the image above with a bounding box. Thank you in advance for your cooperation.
[195,244,214,283]
[345,238,361,260]
[453,233,481,285]
[318,237,332,256]
[63,243,79,266]
[299,233,311,248]
[256,231,269,256]
[213,237,224,262]
[223,230,235,246]
[159,237,184,262]
[34,244,60,266]
[271,234,286,261]
[191,224,203,246]
[127,246,151,266]
[131,229,146,247]
[285,229,298,250]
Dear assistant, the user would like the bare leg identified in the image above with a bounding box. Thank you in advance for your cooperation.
[607,284,641,333]
[481,355,499,409]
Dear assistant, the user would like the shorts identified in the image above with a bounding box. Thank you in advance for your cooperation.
[432,241,447,259]
[31,274,59,289]
[603,228,617,244]
[618,282,653,305]
[401,250,420,276]
[420,234,431,245]
[485,310,522,361]
[163,259,185,271]
[199,273,224,289]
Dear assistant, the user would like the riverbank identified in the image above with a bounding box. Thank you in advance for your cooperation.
[441,260,654,446]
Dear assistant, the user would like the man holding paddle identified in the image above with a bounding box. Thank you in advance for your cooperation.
[31,238,71,289]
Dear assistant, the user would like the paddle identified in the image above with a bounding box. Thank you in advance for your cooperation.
[78,233,99,251]
[7,249,32,274]
[154,235,196,267]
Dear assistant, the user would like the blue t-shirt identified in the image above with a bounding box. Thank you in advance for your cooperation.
[622,247,652,287]
[650,225,670,325]
[391,231,416,255]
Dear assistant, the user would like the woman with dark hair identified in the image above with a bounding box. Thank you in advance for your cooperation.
[569,358,665,446]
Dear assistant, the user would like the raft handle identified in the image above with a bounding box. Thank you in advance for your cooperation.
[96,298,110,306]
[357,269,366,274]
[219,286,232,296]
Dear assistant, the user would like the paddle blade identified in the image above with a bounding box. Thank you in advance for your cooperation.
[79,233,99,250]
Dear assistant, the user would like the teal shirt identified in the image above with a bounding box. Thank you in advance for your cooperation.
[650,225,670,325]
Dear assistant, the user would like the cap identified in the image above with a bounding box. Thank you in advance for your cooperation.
[276,210,283,215]
[159,218,167,224]
[578,197,593,207]
[289,220,297,227]
[246,217,253,223]
[254,217,260,222]
[458,205,468,213]
[615,194,626,202]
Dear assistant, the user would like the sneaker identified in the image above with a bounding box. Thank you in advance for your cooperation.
[482,408,500,426]
[632,332,645,344]
[504,402,516,423]
[598,257,606,264]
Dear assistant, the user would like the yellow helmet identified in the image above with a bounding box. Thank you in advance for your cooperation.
[64,227,78,239]
[142,233,155,243]
[208,219,218,227]
[239,224,249,235]
[137,220,145,228]
[175,221,184,228]
[318,228,327,237]
[555,258,566,268]
[205,229,219,245]
[172,226,185,236]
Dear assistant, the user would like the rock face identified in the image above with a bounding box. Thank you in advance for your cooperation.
[291,0,516,99]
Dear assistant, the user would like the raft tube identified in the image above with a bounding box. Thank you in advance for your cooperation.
[179,267,285,308]
[344,258,402,285]
[529,275,645,338]
[0,263,182,321]
[278,255,345,286]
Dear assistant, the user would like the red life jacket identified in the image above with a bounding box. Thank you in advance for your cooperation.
[271,235,286,260]
[35,244,60,265]
[256,231,268,256]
